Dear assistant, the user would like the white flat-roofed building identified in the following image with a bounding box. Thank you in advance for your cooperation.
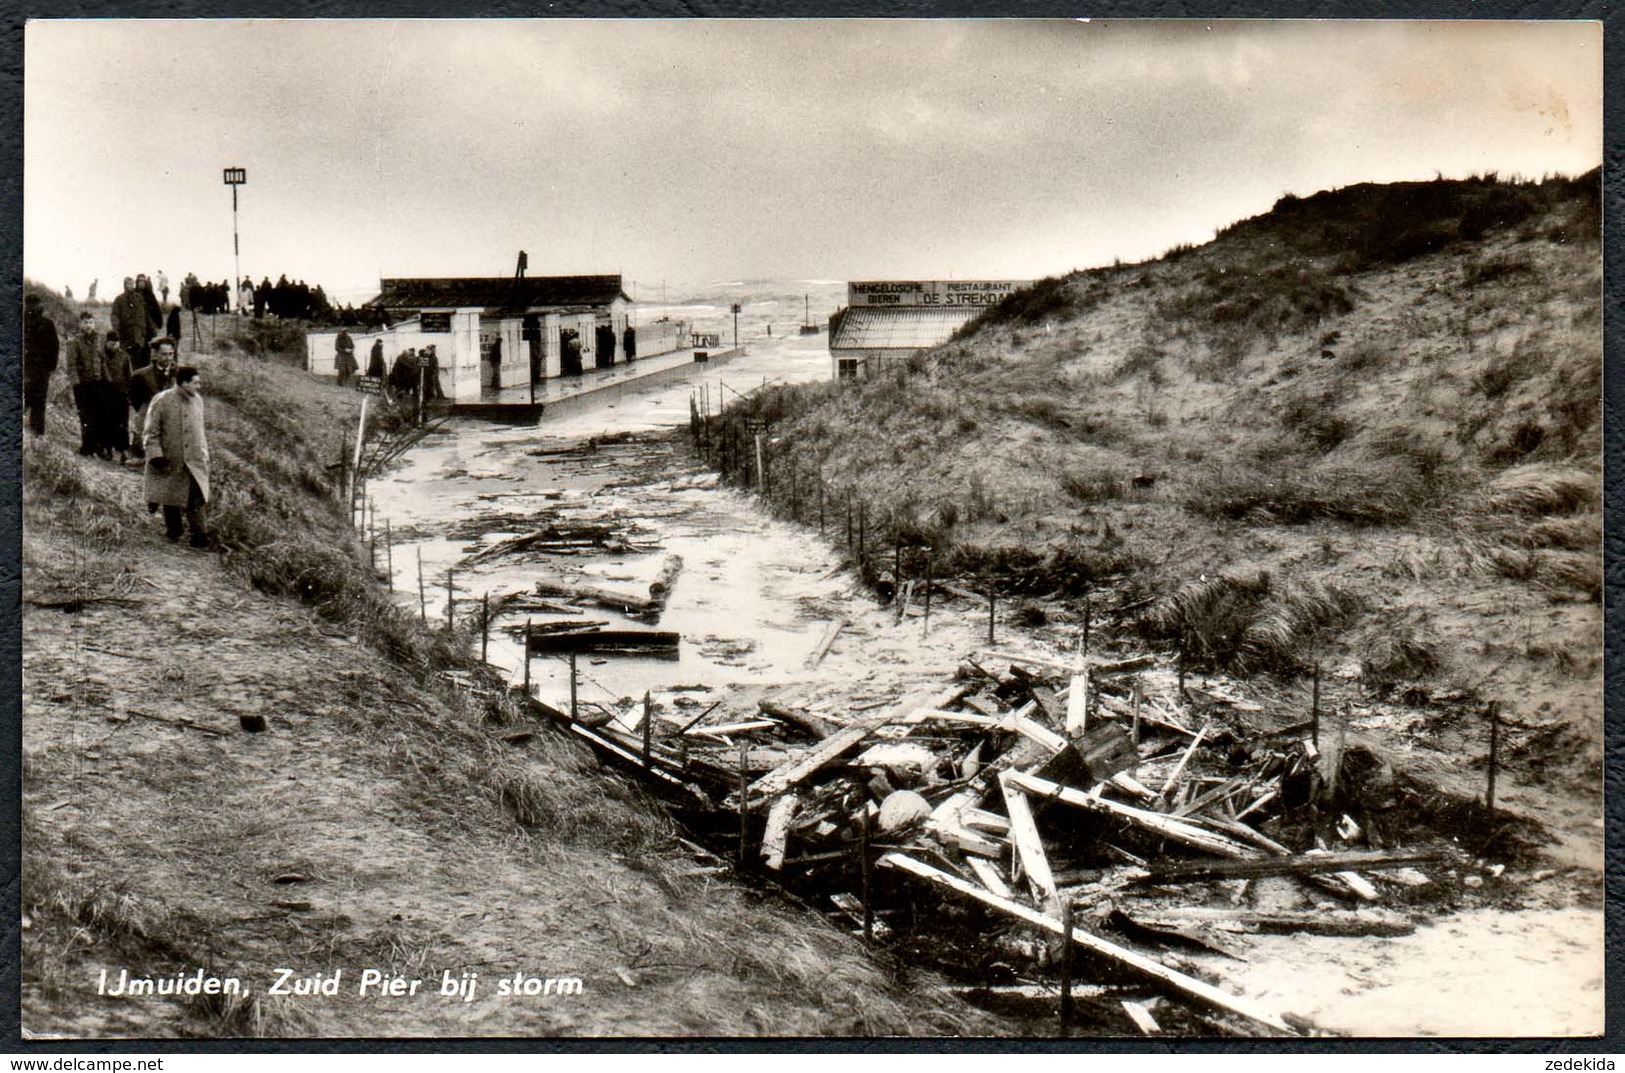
[828,279,1031,379]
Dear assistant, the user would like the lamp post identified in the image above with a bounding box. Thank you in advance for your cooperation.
[223,167,247,311]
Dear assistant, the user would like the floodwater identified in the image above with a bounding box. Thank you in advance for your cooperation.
[367,328,983,718]
[364,326,1606,1039]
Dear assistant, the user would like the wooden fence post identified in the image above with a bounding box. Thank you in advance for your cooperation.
[1059,899,1076,1035]
[522,619,532,695]
[417,548,427,623]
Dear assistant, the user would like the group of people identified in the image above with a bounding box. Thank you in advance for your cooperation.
[385,343,446,403]
[25,288,213,549]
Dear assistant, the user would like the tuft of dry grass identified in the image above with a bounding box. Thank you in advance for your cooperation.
[1143,571,1361,675]
[1481,463,1599,516]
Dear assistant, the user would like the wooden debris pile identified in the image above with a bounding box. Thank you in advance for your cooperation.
[528,647,1458,1036]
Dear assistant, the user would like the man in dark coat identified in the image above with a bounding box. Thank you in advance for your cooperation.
[101,331,133,462]
[143,363,210,547]
[22,294,59,436]
[112,276,157,369]
[334,329,357,386]
[166,305,182,349]
[422,344,446,400]
[366,337,386,380]
[65,311,106,455]
[126,339,176,460]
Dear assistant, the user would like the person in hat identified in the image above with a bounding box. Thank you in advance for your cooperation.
[101,330,133,462]
[65,311,107,455]
[127,337,176,460]
[112,276,157,369]
[143,363,210,547]
[22,294,59,437]
[334,328,357,387]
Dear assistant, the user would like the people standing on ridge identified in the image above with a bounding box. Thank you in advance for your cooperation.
[113,276,158,369]
[166,305,182,350]
[334,328,357,386]
[389,346,420,404]
[101,331,133,463]
[143,362,211,548]
[23,294,60,437]
[366,337,386,380]
[157,270,169,306]
[127,338,176,460]
[66,311,108,456]
[239,277,254,316]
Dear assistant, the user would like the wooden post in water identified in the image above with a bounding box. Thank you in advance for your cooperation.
[416,549,427,623]
[642,691,653,770]
[1059,900,1076,1036]
[1485,701,1500,816]
[987,590,996,644]
[480,592,490,663]
[445,568,455,630]
[383,519,393,590]
[522,619,532,695]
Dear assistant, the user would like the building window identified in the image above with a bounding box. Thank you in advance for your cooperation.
[837,358,860,381]
[420,312,452,333]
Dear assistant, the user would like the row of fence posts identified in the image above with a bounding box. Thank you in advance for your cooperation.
[334,395,592,719]
[690,389,1001,643]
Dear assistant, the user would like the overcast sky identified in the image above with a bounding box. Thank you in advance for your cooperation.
[24,19,1603,304]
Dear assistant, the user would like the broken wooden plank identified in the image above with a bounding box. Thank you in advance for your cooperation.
[760,795,800,870]
[1000,773,1057,900]
[1142,850,1443,884]
[1065,672,1090,736]
[1139,906,1416,938]
[757,699,838,739]
[966,856,1014,899]
[879,852,1296,1035]
[1121,1000,1162,1035]
[686,719,779,739]
[804,619,846,669]
[1158,724,1208,804]
[1007,771,1259,860]
[747,686,961,803]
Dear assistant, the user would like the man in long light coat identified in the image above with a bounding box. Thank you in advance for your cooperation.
[143,363,211,547]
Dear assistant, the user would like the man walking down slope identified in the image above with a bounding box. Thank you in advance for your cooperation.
[143,363,211,548]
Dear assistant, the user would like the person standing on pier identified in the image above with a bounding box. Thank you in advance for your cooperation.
[366,337,386,380]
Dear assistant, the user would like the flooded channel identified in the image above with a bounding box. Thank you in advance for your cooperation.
[364,328,1604,1039]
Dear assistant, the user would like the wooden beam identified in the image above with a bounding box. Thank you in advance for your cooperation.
[1065,673,1090,736]
[966,856,1014,899]
[879,852,1296,1035]
[1000,773,1057,899]
[1143,850,1443,884]
[1007,771,1259,860]
[760,794,800,870]
[747,686,961,803]
[804,618,846,669]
